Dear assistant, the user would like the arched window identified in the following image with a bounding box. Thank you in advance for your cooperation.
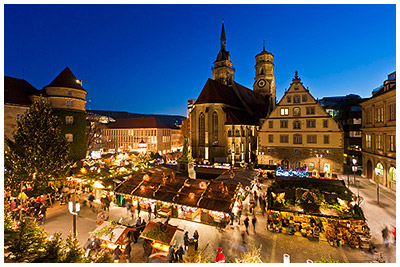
[212,112,218,145]
[199,113,205,146]
[235,129,240,137]
[293,120,301,129]
[293,107,301,116]
[389,167,396,182]
[293,95,300,103]
[228,129,232,137]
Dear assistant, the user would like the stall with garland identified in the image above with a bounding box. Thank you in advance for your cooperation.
[140,221,182,259]
[114,166,242,228]
[266,176,370,249]
[90,220,135,262]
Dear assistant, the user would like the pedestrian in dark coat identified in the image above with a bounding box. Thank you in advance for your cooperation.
[183,231,189,251]
[252,216,257,233]
[143,239,153,263]
[147,204,152,221]
[244,217,250,234]
[167,245,175,263]
[177,245,184,262]
[254,192,258,207]
[113,245,122,262]
[382,226,390,247]
[193,230,199,250]
[124,239,132,262]
[137,202,141,217]
[154,206,158,218]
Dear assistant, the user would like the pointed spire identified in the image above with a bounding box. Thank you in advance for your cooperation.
[263,40,265,51]
[295,70,299,79]
[220,18,226,50]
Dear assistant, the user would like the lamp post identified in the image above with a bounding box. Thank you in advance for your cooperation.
[316,154,322,177]
[68,184,80,238]
[352,158,358,185]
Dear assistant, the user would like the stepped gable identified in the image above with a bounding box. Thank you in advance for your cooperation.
[107,117,172,129]
[195,78,244,108]
[4,76,38,106]
[45,66,86,91]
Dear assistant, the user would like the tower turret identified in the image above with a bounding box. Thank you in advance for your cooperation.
[212,22,235,86]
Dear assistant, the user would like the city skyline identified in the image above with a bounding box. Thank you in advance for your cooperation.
[5,4,396,117]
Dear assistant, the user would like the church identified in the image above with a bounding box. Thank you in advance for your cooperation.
[189,23,275,164]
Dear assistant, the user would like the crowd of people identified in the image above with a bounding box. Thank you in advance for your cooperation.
[5,192,48,224]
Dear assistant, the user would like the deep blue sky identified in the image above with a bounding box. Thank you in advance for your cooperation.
[5,4,396,117]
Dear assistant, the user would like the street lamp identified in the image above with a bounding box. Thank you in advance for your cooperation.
[352,158,358,185]
[68,186,80,238]
[316,154,322,177]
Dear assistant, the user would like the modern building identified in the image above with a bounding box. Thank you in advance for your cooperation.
[189,23,272,164]
[360,71,396,191]
[319,94,365,173]
[258,72,344,175]
[4,66,88,160]
[104,117,182,155]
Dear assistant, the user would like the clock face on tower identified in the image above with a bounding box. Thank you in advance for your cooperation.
[257,79,266,88]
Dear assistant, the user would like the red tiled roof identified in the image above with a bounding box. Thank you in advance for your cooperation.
[106,117,173,129]
[45,66,86,91]
[4,76,38,106]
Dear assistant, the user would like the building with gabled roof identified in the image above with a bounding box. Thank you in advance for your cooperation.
[189,23,274,164]
[4,66,88,160]
[258,71,344,175]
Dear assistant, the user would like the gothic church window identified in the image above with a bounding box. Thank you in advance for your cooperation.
[212,112,218,145]
[199,113,205,146]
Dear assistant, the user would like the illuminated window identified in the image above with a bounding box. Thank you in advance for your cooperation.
[65,116,74,124]
[389,135,396,152]
[65,133,73,142]
[376,135,383,150]
[376,107,384,122]
[365,134,372,149]
[389,104,396,121]
[280,108,289,116]
[212,112,218,144]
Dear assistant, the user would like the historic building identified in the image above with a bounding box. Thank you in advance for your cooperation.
[360,71,396,191]
[319,94,365,173]
[189,23,272,164]
[258,72,344,175]
[4,66,88,160]
[104,117,182,155]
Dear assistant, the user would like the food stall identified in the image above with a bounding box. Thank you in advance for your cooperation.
[140,221,183,259]
[266,176,370,249]
[89,221,135,261]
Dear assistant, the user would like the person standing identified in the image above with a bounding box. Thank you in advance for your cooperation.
[382,226,390,247]
[237,208,242,225]
[125,200,132,215]
[113,245,122,263]
[183,231,189,251]
[252,216,257,233]
[177,244,184,262]
[254,192,258,207]
[193,230,199,251]
[154,205,158,219]
[392,226,396,242]
[167,245,175,263]
[216,248,225,263]
[88,192,95,208]
[147,204,152,221]
[143,239,153,263]
[124,239,132,263]
[244,217,250,234]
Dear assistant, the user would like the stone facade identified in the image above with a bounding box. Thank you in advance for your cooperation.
[361,72,396,191]
[258,72,344,175]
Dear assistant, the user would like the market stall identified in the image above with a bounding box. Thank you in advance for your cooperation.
[140,221,182,259]
[266,177,370,249]
[90,221,135,261]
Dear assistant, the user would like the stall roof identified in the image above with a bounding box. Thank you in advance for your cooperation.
[140,221,181,245]
[90,221,133,244]
[114,166,241,214]
[215,169,259,188]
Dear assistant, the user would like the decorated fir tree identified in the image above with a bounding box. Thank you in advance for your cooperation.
[5,99,71,194]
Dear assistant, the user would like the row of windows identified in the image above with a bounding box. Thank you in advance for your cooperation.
[107,129,159,136]
[227,128,253,137]
[365,104,396,124]
[269,119,328,129]
[280,106,315,116]
[365,134,396,152]
[66,100,74,107]
[268,134,330,144]
[287,94,308,103]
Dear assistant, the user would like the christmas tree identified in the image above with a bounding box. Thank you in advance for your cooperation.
[5,99,71,195]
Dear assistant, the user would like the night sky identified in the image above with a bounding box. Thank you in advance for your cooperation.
[4,4,396,117]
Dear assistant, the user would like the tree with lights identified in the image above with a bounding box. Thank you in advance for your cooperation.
[5,99,71,195]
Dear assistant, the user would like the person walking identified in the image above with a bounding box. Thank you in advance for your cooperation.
[177,244,184,262]
[244,217,250,234]
[237,208,242,225]
[254,192,258,207]
[112,245,122,263]
[216,248,225,263]
[392,226,396,242]
[143,239,153,263]
[124,239,132,263]
[147,204,152,221]
[125,200,132,215]
[154,205,158,219]
[88,192,95,208]
[252,216,257,233]
[167,245,175,263]
[137,202,141,217]
[382,226,390,247]
[193,230,199,251]
[183,231,190,251]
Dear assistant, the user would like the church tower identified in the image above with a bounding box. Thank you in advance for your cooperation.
[253,41,276,109]
[212,22,235,86]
